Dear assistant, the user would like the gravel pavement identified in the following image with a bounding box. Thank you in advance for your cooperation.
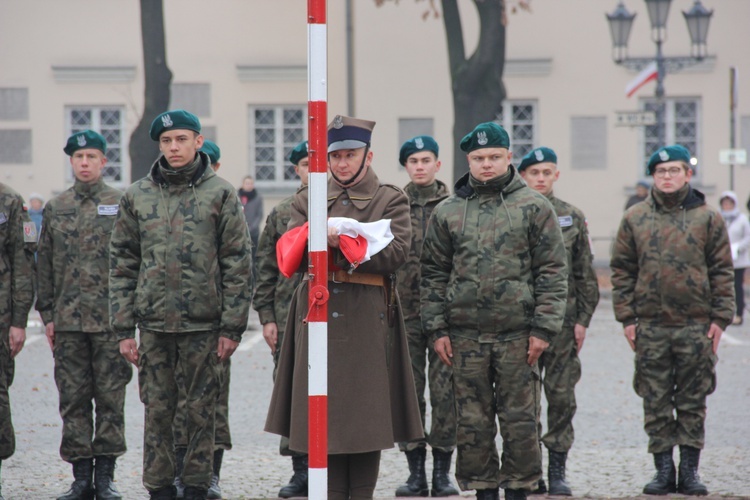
[3,298,749,499]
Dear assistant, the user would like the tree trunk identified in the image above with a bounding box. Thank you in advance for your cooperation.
[441,0,507,181]
[129,0,172,182]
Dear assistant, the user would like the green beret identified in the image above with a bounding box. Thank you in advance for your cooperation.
[64,130,107,156]
[460,122,510,153]
[289,140,309,165]
[517,147,557,172]
[399,136,439,166]
[149,109,201,141]
[646,144,692,175]
[200,140,221,165]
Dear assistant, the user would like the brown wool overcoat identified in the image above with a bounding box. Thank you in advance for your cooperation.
[265,166,424,454]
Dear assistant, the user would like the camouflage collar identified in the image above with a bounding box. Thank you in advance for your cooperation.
[404,180,449,205]
[73,177,106,198]
[150,151,213,187]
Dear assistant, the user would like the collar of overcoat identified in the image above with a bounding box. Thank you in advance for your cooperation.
[327,166,380,210]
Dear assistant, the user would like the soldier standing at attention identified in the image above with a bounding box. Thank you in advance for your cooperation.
[517,147,599,496]
[420,122,568,500]
[253,140,309,498]
[171,138,233,500]
[265,115,424,499]
[611,145,734,496]
[393,136,457,498]
[109,110,253,500]
[36,130,132,500]
[0,183,36,500]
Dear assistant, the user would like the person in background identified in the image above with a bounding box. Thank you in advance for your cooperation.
[27,193,44,236]
[253,140,310,498]
[625,180,650,210]
[239,175,263,263]
[719,191,750,326]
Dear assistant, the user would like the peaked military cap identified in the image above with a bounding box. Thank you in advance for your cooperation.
[646,144,692,175]
[64,129,107,156]
[517,147,557,172]
[327,115,376,153]
[289,140,309,165]
[200,139,221,165]
[460,122,510,153]
[399,135,439,166]
[149,109,202,141]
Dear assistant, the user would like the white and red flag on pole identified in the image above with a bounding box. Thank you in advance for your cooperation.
[625,61,658,98]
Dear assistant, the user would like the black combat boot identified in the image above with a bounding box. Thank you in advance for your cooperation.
[207,449,223,499]
[548,450,572,496]
[677,446,708,496]
[643,450,676,495]
[504,489,527,500]
[475,488,500,500]
[395,447,428,497]
[278,454,308,498]
[149,485,177,499]
[58,458,95,500]
[94,456,122,500]
[174,447,187,499]
[183,486,208,500]
[430,449,459,497]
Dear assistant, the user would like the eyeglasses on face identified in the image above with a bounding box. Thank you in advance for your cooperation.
[653,167,685,178]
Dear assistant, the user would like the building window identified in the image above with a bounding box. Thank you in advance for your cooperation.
[497,100,537,162]
[249,105,306,188]
[65,106,126,183]
[0,130,32,164]
[170,83,211,117]
[0,88,29,121]
[641,97,701,174]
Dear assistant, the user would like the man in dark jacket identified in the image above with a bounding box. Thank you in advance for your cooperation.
[393,136,456,498]
[611,144,734,496]
[421,122,568,500]
[110,110,253,500]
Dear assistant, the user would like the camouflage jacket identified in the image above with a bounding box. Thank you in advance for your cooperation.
[420,168,568,343]
[109,153,253,342]
[252,191,304,332]
[0,183,36,330]
[36,179,122,332]
[611,184,735,330]
[548,193,599,328]
[395,180,450,329]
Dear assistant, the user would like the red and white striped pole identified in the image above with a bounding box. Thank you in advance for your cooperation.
[307,1,328,498]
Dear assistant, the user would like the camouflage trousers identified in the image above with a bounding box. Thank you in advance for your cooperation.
[174,358,231,450]
[451,336,541,492]
[399,318,456,453]
[537,324,581,453]
[53,331,132,462]
[0,328,15,460]
[138,330,219,491]
[634,323,717,454]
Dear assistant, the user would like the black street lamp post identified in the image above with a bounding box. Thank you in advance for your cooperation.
[606,0,713,148]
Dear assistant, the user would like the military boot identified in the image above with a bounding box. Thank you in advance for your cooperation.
[677,446,708,496]
[475,488,500,500]
[58,458,95,500]
[94,456,122,500]
[430,449,458,497]
[643,450,676,495]
[149,486,176,499]
[395,447,428,497]
[183,486,208,500]
[504,489,527,500]
[278,454,308,498]
[174,447,187,499]
[207,449,223,499]
[548,450,572,496]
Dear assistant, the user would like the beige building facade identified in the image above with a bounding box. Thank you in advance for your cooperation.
[1,0,749,259]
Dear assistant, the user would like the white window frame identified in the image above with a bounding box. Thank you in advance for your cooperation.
[497,100,538,162]
[640,97,702,180]
[248,104,307,190]
[64,105,128,187]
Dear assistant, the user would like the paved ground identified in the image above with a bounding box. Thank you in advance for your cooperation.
[3,298,749,499]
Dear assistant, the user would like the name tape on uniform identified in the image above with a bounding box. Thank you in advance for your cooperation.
[98,205,119,216]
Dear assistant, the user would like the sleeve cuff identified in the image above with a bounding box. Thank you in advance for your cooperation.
[221,331,243,343]
[10,316,28,329]
[530,329,552,344]
[115,329,136,341]
[576,313,593,328]
[622,318,638,327]
[257,309,277,325]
